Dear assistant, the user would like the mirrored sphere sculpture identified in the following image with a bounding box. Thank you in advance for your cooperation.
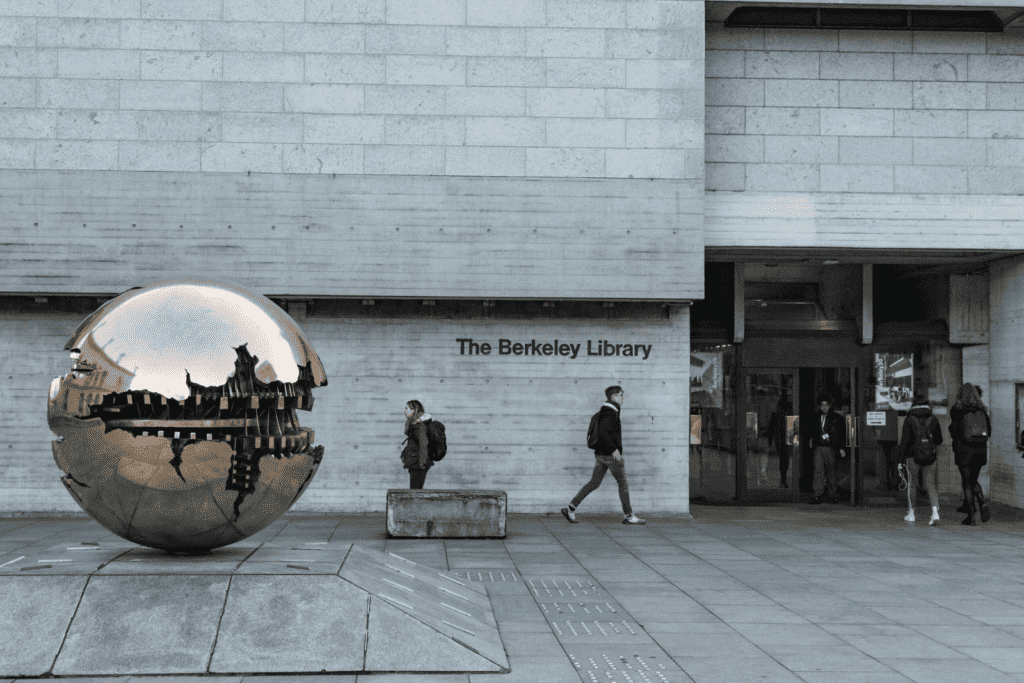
[48,279,328,552]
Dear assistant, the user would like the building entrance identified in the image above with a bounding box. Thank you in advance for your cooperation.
[737,364,860,502]
[740,369,799,501]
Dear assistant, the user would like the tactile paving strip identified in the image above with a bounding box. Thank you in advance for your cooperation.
[541,602,623,619]
[528,578,605,598]
[454,570,519,582]
[551,619,645,639]
[565,647,686,683]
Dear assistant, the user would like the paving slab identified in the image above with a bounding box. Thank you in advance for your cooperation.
[0,575,89,676]
[210,575,368,673]
[6,506,1024,682]
[356,674,468,683]
[564,645,690,683]
[341,545,506,667]
[677,655,805,683]
[365,595,504,673]
[53,575,230,675]
[95,546,255,575]
[244,677,355,683]
[468,655,580,683]
[230,559,344,574]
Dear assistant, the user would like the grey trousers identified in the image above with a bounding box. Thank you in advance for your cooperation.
[813,446,838,498]
[570,454,632,516]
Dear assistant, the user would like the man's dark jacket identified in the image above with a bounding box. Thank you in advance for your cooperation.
[810,409,845,451]
[592,403,622,456]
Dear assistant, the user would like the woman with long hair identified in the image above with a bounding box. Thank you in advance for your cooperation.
[401,399,433,489]
[949,383,992,525]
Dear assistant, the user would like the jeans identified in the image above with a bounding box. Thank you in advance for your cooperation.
[906,459,938,509]
[570,454,632,516]
[812,446,838,498]
[409,468,428,489]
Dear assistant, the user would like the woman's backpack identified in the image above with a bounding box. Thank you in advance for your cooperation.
[426,420,447,461]
[962,409,989,445]
[910,415,938,466]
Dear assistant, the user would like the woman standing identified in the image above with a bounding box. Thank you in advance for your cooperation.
[401,400,433,489]
[949,383,992,525]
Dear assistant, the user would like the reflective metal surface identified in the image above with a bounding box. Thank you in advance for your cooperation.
[48,279,328,552]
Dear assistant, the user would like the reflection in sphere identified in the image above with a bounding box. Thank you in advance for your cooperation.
[47,279,328,552]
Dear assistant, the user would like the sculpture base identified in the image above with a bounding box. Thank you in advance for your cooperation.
[0,540,508,676]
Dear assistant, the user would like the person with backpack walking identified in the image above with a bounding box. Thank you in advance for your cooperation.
[401,399,434,489]
[561,386,646,525]
[949,383,992,525]
[896,394,944,525]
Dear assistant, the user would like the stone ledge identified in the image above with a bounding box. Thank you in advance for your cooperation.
[387,489,507,539]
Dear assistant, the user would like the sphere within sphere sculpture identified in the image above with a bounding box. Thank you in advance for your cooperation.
[47,279,328,552]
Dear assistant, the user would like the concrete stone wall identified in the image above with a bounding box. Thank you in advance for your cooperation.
[987,256,1024,508]
[0,306,690,515]
[706,24,1024,194]
[0,0,704,181]
[0,169,705,301]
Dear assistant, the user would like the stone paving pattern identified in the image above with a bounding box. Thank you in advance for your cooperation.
[4,504,1024,682]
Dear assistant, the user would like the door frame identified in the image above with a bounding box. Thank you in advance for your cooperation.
[737,366,801,502]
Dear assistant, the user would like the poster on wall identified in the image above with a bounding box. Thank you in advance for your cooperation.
[690,352,723,408]
[875,353,913,411]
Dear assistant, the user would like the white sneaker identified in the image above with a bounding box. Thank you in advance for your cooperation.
[929,510,940,526]
[561,507,577,523]
[623,515,646,525]
[904,511,916,522]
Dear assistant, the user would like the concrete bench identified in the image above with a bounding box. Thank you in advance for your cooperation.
[386,489,507,538]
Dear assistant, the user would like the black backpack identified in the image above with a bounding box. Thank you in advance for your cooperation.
[586,412,601,449]
[425,420,447,461]
[910,415,937,466]
[963,409,989,445]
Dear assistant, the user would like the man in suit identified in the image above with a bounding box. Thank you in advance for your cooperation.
[808,394,846,504]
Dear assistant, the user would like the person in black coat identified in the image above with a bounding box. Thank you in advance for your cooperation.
[949,383,992,525]
[561,386,645,525]
[896,395,944,525]
[808,395,847,504]
[401,399,433,489]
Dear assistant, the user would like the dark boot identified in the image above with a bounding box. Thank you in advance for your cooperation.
[956,500,970,514]
[974,483,990,523]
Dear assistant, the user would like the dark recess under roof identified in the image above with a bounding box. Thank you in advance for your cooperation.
[725,7,1003,31]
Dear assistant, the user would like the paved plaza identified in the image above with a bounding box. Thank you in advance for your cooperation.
[4,503,1024,683]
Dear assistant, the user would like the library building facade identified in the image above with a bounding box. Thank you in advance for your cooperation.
[3,0,1024,515]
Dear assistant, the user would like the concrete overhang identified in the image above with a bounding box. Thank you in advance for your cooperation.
[707,2,1024,22]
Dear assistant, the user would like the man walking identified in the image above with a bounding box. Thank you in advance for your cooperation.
[808,394,846,504]
[561,386,646,525]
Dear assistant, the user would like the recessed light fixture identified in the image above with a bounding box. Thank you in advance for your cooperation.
[823,260,840,265]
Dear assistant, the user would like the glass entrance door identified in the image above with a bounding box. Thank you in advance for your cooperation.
[741,369,800,501]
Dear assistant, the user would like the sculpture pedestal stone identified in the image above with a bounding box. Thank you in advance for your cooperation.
[0,541,508,677]
[386,489,508,538]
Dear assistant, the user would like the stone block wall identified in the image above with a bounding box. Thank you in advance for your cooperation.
[706,24,1024,194]
[0,305,691,515]
[988,256,1024,508]
[0,0,705,180]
